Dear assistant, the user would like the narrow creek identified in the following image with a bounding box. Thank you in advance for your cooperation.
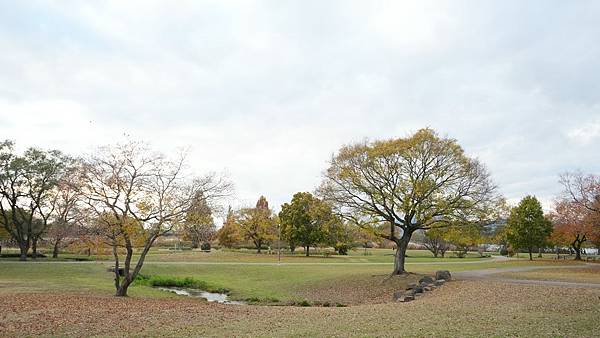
[157,287,246,305]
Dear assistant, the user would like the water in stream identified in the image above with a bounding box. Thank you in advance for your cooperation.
[157,287,245,305]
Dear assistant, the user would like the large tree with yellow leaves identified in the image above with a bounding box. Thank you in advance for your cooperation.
[320,129,500,274]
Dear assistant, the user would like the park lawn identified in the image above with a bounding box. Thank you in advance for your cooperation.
[0,257,582,304]
[1,247,488,263]
[139,248,488,263]
[1,280,599,337]
[497,266,600,283]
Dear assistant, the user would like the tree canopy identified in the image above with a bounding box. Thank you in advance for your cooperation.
[237,196,277,253]
[181,192,216,249]
[506,196,552,260]
[279,192,339,256]
[320,128,500,274]
[0,140,72,260]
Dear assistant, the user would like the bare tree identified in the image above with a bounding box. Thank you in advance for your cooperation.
[320,129,500,274]
[560,172,600,218]
[80,141,231,296]
[46,166,84,258]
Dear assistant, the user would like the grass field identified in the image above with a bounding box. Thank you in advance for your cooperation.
[498,267,600,284]
[1,248,599,337]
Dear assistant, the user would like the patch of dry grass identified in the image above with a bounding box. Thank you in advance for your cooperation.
[293,273,425,305]
[498,267,600,284]
[2,280,600,337]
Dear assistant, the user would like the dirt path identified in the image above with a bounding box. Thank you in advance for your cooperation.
[455,263,600,288]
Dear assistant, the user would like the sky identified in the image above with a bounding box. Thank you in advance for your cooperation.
[1,0,599,214]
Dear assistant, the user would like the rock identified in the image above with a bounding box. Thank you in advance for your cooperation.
[400,295,414,302]
[406,283,418,290]
[393,291,405,301]
[424,286,433,291]
[434,279,446,286]
[419,276,435,284]
[413,286,424,294]
[395,289,418,302]
[436,270,452,281]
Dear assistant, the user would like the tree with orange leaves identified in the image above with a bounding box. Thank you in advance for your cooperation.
[551,199,594,260]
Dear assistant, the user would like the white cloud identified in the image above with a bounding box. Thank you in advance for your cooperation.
[1,1,600,214]
[567,120,600,145]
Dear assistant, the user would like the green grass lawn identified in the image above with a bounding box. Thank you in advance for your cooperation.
[0,248,581,303]
[1,248,597,337]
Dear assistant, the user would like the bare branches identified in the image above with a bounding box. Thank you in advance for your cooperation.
[78,141,232,296]
[559,172,600,213]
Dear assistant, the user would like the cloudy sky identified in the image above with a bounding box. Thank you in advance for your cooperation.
[1,1,599,212]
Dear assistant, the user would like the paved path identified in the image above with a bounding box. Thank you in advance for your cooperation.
[455,263,600,288]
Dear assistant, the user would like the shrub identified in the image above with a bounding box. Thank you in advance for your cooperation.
[454,246,468,258]
[335,244,349,255]
[145,275,209,289]
[299,300,311,307]
[200,242,211,251]
[499,247,509,256]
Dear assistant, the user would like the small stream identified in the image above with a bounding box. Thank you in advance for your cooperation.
[157,287,245,305]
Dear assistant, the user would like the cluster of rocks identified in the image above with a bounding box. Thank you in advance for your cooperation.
[394,270,451,303]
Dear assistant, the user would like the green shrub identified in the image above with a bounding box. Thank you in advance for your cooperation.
[335,244,349,255]
[298,300,311,307]
[144,275,209,289]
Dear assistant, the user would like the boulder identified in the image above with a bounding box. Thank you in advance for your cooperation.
[413,286,424,294]
[419,276,435,284]
[393,291,405,301]
[406,283,418,290]
[424,286,433,291]
[435,270,451,281]
[434,279,446,286]
[400,295,414,302]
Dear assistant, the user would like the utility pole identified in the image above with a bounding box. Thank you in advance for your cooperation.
[277,224,281,265]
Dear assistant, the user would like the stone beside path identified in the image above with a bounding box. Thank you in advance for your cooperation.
[394,270,451,303]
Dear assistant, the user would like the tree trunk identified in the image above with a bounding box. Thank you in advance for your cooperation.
[256,240,262,254]
[31,239,38,259]
[528,248,533,261]
[573,243,582,261]
[18,241,29,261]
[116,281,130,297]
[538,247,542,258]
[111,243,121,292]
[115,237,157,297]
[392,237,410,275]
[52,240,60,258]
[305,246,310,257]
